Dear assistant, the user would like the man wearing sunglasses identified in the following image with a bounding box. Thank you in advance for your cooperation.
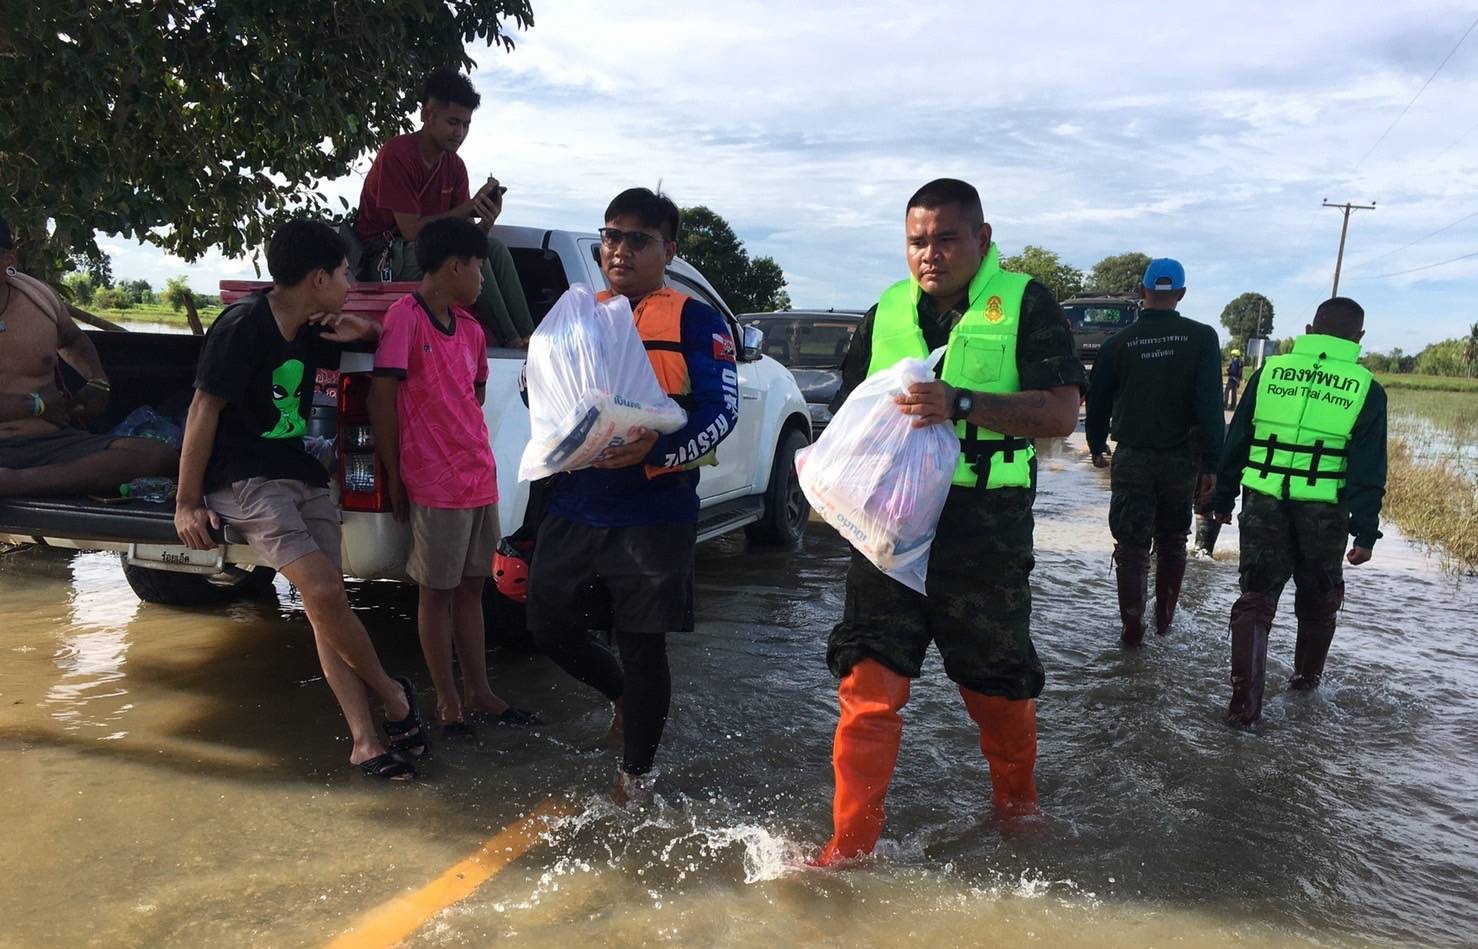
[526,188,739,805]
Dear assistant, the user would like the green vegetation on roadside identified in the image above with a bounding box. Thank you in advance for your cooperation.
[1383,387,1478,574]
[1376,372,1478,393]
[1385,438,1478,575]
[87,302,224,328]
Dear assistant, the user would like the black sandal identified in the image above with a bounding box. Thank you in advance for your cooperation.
[470,706,543,727]
[435,718,475,738]
[386,675,432,759]
[356,749,417,781]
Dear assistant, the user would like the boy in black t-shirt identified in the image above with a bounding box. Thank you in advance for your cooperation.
[175,220,428,780]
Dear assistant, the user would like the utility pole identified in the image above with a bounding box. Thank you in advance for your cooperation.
[1323,199,1376,297]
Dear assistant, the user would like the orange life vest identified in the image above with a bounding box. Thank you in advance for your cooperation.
[597,287,701,478]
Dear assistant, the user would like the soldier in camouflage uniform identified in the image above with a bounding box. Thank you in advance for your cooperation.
[814,179,1084,866]
[1084,259,1224,646]
[1213,297,1386,726]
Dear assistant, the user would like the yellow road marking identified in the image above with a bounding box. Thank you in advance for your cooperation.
[325,799,570,949]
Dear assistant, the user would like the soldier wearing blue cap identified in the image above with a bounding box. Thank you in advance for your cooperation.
[1084,258,1225,646]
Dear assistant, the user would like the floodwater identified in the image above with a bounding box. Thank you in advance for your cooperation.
[3,432,1477,948]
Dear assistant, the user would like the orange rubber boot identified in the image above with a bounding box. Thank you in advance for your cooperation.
[814,659,910,866]
[960,690,1040,818]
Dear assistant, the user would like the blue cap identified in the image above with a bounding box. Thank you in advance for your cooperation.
[1142,258,1185,291]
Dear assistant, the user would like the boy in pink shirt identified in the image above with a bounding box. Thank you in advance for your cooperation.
[369,218,538,730]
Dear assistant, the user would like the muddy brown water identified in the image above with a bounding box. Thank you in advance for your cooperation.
[3,433,1476,948]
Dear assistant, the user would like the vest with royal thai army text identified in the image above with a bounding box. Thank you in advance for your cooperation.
[598,286,715,479]
[866,244,1033,489]
[1242,333,1371,503]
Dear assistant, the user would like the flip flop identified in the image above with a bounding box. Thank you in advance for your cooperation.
[434,718,475,738]
[385,675,432,759]
[470,706,543,727]
[356,749,417,781]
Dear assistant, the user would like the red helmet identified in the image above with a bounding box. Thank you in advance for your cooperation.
[492,533,534,603]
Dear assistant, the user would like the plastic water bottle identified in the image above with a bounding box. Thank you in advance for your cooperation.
[120,476,177,503]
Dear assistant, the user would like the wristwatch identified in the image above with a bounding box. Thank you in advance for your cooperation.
[950,388,974,421]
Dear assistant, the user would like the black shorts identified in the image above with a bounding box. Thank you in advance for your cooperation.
[0,428,121,469]
[526,515,696,634]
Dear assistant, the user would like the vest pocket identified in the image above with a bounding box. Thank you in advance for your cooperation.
[955,336,1005,387]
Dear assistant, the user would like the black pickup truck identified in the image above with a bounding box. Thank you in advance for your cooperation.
[1060,294,1140,369]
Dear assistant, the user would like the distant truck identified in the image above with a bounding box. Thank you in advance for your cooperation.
[1060,294,1140,369]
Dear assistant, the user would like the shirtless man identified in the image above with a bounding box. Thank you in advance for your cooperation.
[0,216,177,497]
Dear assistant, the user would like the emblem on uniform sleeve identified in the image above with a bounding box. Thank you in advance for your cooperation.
[985,295,1005,323]
[712,332,737,362]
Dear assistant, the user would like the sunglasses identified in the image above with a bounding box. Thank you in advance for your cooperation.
[598,227,668,252]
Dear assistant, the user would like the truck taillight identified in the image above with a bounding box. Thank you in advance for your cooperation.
[336,373,388,512]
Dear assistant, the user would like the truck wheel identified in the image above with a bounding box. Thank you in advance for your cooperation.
[746,427,810,545]
[120,557,277,606]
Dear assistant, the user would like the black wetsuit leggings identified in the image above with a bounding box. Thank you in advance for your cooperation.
[537,628,671,776]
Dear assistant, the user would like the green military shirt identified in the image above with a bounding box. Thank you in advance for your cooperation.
[1212,366,1388,549]
[1083,308,1225,471]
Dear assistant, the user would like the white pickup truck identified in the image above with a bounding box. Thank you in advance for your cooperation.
[0,225,813,616]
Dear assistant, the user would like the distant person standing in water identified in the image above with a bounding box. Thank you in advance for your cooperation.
[1225,349,1245,410]
[1212,297,1387,727]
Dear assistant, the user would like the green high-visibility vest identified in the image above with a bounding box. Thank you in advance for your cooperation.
[1242,333,1372,503]
[867,243,1033,489]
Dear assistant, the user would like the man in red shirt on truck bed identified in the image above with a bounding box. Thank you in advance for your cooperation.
[354,69,535,347]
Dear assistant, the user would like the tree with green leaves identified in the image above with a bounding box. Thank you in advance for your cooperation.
[1086,252,1152,295]
[163,276,195,313]
[61,272,95,306]
[94,287,133,311]
[1220,292,1275,350]
[0,2,534,279]
[677,206,791,313]
[68,248,113,287]
[1000,245,1084,302]
[120,279,154,305]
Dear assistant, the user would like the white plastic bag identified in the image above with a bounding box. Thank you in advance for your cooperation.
[794,350,959,594]
[519,284,688,481]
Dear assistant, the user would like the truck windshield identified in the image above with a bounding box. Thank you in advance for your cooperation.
[1062,304,1135,330]
[750,319,857,369]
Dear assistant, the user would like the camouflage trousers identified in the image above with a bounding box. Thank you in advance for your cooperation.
[1108,445,1198,553]
[827,486,1044,700]
[1235,489,1347,604]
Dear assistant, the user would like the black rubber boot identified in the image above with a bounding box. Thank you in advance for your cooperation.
[1227,592,1276,727]
[1290,576,1344,690]
[1113,544,1150,648]
[1194,514,1222,557]
[1154,537,1188,634]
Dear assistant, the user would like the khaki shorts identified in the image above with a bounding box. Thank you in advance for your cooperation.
[206,478,342,572]
[407,501,499,589]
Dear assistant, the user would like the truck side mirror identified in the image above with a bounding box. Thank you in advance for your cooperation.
[740,324,764,362]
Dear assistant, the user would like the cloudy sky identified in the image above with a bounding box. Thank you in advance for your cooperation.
[106,0,1478,353]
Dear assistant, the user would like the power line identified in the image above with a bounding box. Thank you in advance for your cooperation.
[1354,13,1478,168]
[1366,248,1478,279]
[1431,115,1478,159]
[1350,206,1478,266]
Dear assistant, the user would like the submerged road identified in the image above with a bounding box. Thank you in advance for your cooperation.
[3,430,1476,948]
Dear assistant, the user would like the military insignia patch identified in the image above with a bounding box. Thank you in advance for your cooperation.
[985,295,1005,323]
